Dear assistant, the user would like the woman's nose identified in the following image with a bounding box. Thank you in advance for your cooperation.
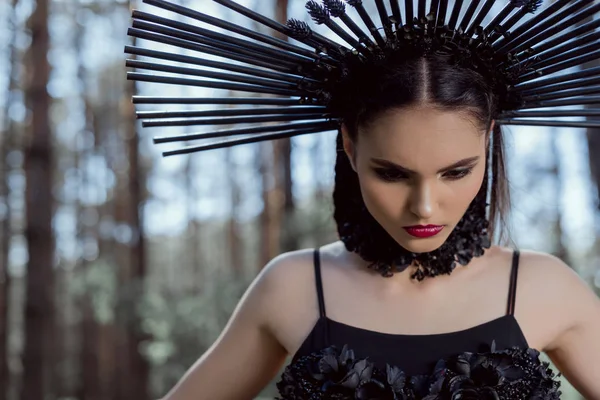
[409,181,436,220]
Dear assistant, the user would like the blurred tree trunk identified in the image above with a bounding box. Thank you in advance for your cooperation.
[185,90,203,291]
[114,52,150,400]
[550,132,568,262]
[125,76,150,400]
[275,119,296,253]
[0,94,12,400]
[79,270,100,400]
[77,118,101,400]
[260,143,278,267]
[588,131,600,196]
[274,0,297,253]
[186,158,202,290]
[20,0,55,399]
[113,134,129,400]
[260,0,292,268]
[91,96,117,400]
[227,149,243,275]
[0,149,10,400]
[588,143,600,194]
[0,0,20,398]
[76,12,101,397]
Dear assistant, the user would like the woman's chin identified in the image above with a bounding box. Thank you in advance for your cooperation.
[395,235,449,254]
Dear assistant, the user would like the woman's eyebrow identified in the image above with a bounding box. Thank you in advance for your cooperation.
[370,156,480,174]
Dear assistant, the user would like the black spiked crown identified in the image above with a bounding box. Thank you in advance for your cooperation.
[125,0,600,157]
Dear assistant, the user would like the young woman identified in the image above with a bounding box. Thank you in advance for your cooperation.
[158,54,600,400]
[126,0,600,398]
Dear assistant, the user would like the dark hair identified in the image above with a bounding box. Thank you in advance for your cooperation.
[332,50,512,265]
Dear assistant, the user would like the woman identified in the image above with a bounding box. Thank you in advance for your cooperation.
[126,0,600,398]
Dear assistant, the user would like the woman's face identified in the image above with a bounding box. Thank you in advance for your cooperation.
[342,105,491,254]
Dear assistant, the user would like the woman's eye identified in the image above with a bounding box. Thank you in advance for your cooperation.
[373,167,473,182]
[374,168,407,182]
[444,169,473,180]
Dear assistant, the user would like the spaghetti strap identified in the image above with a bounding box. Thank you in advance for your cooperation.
[313,248,327,318]
[506,249,520,316]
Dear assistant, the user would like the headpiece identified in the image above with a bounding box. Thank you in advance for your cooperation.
[126,0,600,156]
[125,0,600,278]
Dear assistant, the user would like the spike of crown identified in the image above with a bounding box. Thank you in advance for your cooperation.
[323,0,346,18]
[286,19,313,39]
[346,0,363,7]
[306,0,330,25]
[524,0,544,13]
[510,0,543,12]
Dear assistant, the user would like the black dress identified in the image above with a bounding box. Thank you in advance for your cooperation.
[276,249,562,399]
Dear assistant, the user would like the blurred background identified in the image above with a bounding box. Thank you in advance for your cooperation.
[0,0,598,399]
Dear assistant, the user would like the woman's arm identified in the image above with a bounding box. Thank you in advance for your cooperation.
[162,255,292,400]
[541,257,600,400]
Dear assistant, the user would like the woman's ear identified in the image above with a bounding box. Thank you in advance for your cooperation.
[341,124,357,172]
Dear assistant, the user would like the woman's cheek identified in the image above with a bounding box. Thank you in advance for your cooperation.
[361,178,407,221]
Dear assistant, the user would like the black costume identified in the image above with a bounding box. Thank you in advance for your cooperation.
[276,249,561,399]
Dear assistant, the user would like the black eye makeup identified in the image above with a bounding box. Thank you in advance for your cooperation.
[369,156,479,183]
[442,168,474,180]
[372,167,408,182]
[372,166,475,183]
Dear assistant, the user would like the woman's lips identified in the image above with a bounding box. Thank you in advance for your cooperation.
[403,225,444,238]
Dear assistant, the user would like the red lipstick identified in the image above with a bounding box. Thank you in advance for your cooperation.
[403,225,444,238]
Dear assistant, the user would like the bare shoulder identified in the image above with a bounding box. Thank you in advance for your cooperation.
[516,249,586,292]
[518,249,593,309]
[257,245,336,302]
[258,242,347,293]
[491,246,587,297]
[250,248,315,320]
[254,245,339,354]
[258,248,315,287]
[498,247,599,351]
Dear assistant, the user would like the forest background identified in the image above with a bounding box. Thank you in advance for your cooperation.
[0,0,599,399]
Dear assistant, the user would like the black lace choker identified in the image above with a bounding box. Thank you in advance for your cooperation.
[339,176,491,281]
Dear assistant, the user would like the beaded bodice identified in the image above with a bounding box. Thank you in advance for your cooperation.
[275,249,562,399]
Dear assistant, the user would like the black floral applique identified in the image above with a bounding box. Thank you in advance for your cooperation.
[276,342,561,400]
[277,344,412,400]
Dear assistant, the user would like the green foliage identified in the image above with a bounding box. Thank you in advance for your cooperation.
[138,269,251,398]
[69,259,117,324]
